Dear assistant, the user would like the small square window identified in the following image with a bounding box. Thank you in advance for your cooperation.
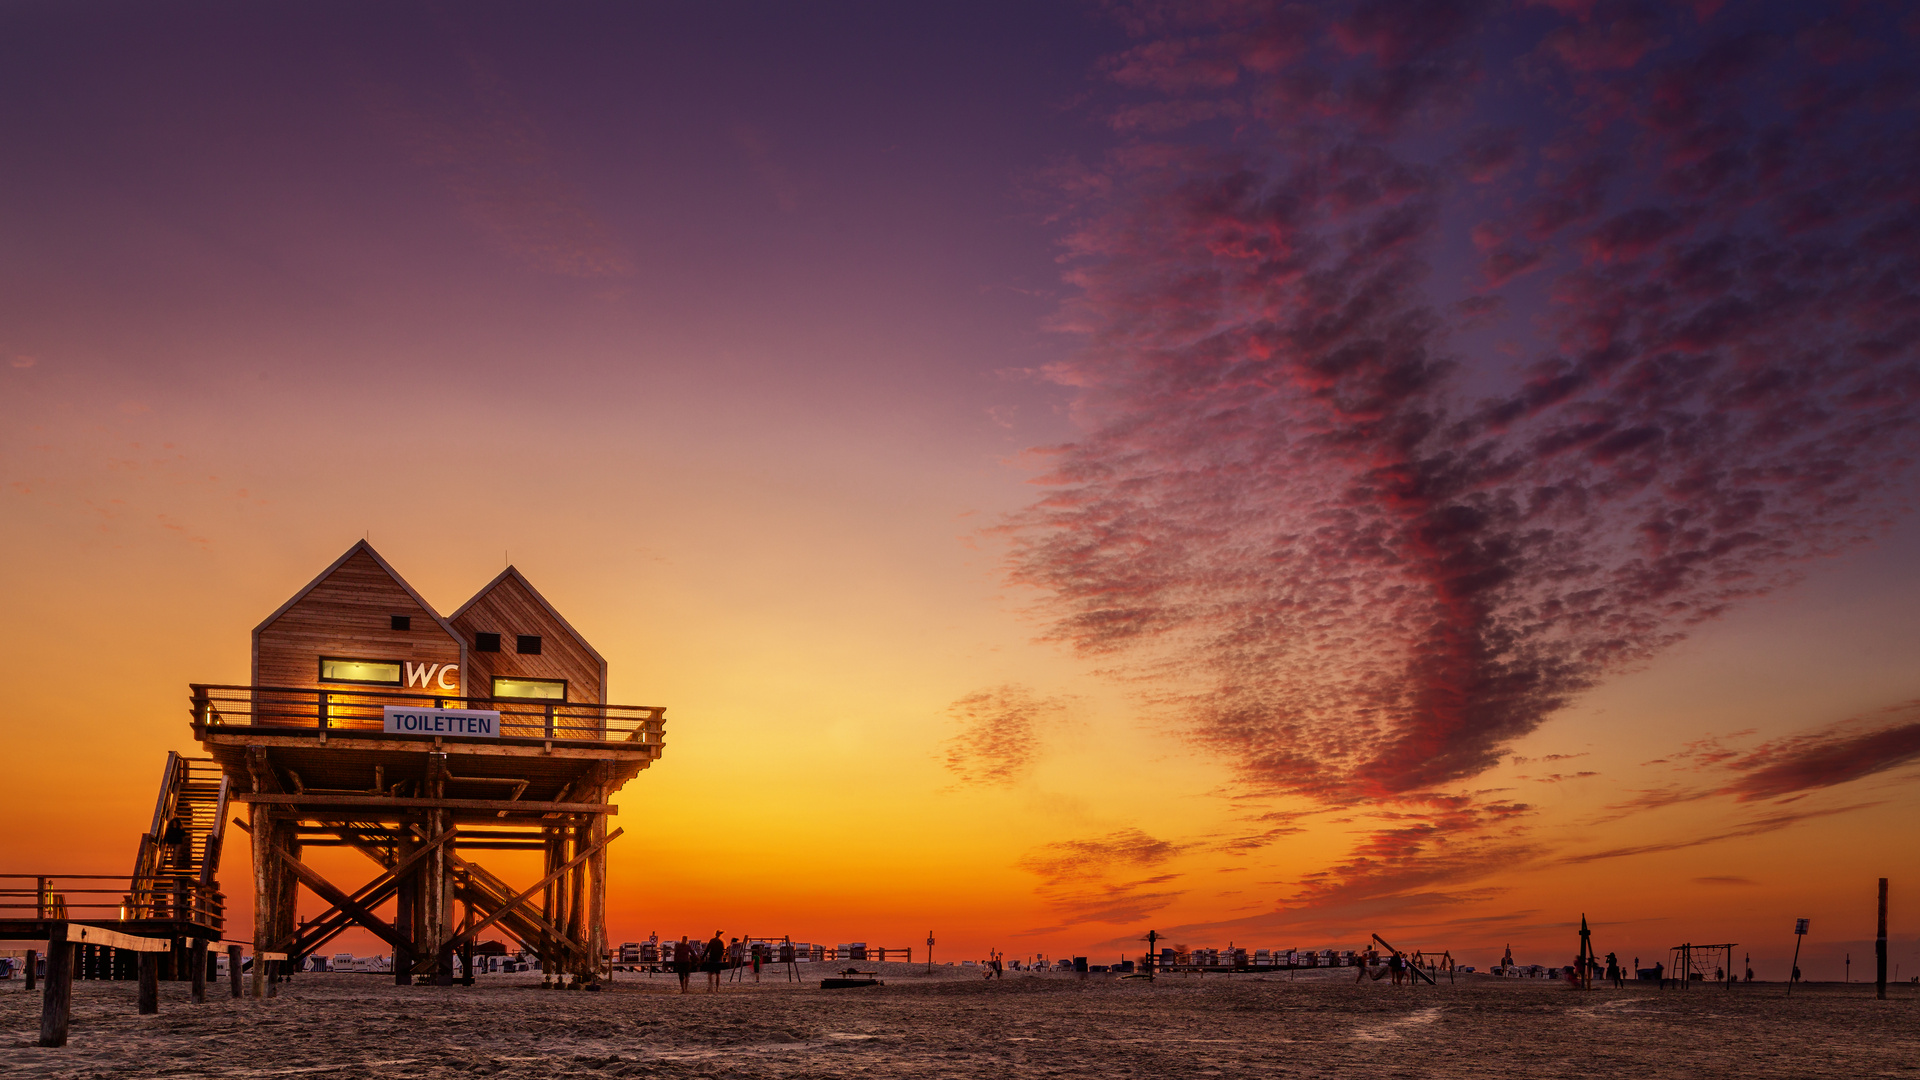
[516,635,542,655]
[390,615,411,632]
[475,632,501,653]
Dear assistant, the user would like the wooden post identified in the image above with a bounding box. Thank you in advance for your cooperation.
[540,829,560,986]
[228,944,242,998]
[432,808,453,986]
[267,958,278,998]
[191,939,208,1003]
[24,948,36,991]
[37,925,73,1048]
[251,802,271,999]
[138,951,159,1014]
[394,872,414,985]
[276,834,299,977]
[461,940,475,987]
[588,803,608,987]
[1877,877,1889,1000]
[567,821,588,983]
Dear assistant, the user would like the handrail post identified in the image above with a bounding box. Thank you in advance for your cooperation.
[317,689,328,743]
[545,703,555,740]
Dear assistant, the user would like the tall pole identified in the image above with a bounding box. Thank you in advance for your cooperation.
[1876,878,1888,1001]
[926,932,934,975]
[1788,918,1808,997]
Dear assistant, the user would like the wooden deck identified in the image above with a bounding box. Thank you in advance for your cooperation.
[192,683,662,823]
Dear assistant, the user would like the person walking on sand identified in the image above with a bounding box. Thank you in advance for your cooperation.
[705,932,726,991]
[706,930,725,991]
[1355,948,1372,983]
[1388,951,1405,986]
[673,935,695,994]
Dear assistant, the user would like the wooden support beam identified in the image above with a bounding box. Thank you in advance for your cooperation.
[274,848,412,952]
[69,924,170,952]
[235,794,616,814]
[250,803,270,1000]
[449,855,581,957]
[191,939,207,1004]
[228,944,242,998]
[37,925,73,1047]
[276,827,457,953]
[137,952,158,1014]
[448,827,623,949]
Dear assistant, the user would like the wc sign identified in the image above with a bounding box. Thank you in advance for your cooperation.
[405,662,460,691]
[383,706,500,738]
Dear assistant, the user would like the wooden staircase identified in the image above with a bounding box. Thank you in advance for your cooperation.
[129,752,229,924]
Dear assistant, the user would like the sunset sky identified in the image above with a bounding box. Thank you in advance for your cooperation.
[4,1,1919,978]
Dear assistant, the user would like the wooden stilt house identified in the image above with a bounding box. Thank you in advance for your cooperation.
[190,541,665,990]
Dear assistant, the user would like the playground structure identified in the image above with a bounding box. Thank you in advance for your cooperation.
[1666,942,1738,989]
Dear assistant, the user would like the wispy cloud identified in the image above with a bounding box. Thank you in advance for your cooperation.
[1559,803,1877,865]
[942,685,1067,787]
[1016,828,1190,931]
[1009,2,1920,813]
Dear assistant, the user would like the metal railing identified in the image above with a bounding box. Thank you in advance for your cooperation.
[0,874,225,931]
[189,684,666,746]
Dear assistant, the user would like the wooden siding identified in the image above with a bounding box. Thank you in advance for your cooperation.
[253,547,463,694]
[450,570,605,705]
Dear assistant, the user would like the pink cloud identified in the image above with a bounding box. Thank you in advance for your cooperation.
[1013,2,1920,813]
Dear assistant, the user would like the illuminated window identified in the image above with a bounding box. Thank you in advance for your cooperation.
[493,677,565,701]
[516,635,542,655]
[474,632,500,652]
[390,615,411,631]
[319,657,402,685]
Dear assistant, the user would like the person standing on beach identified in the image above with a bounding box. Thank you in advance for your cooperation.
[1605,952,1621,988]
[1355,948,1371,983]
[673,935,695,994]
[705,931,726,991]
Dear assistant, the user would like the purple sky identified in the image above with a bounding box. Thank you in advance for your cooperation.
[5,0,1919,968]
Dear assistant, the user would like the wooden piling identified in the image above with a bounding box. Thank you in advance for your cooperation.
[228,944,242,998]
[138,952,159,1014]
[567,821,587,983]
[588,789,608,986]
[191,939,208,1003]
[24,948,36,992]
[251,802,271,999]
[37,927,73,1048]
[1877,877,1888,1000]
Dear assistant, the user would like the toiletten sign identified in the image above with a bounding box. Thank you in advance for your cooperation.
[383,706,500,738]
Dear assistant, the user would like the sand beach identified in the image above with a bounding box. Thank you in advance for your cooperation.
[3,964,1916,1078]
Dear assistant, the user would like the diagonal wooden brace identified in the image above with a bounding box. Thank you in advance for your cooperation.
[446,827,622,950]
[276,848,413,954]
[449,854,581,958]
[273,827,458,953]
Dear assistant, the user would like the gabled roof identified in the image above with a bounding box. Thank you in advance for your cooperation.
[449,566,607,667]
[252,540,462,642]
